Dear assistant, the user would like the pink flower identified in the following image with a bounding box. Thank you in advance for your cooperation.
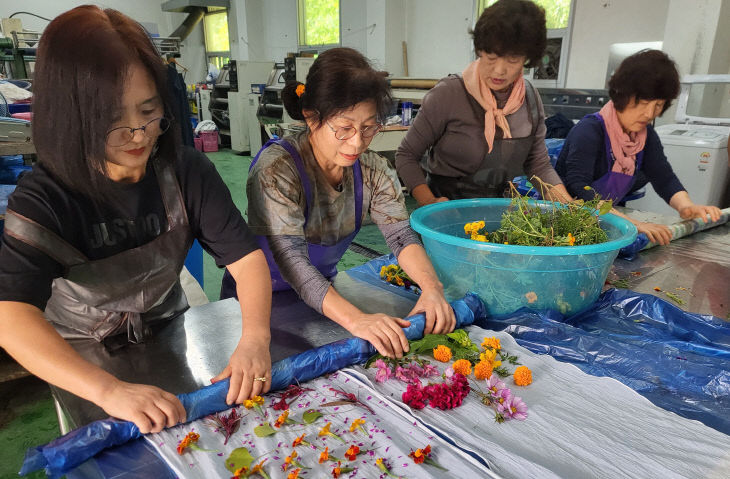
[485,375,506,398]
[374,359,393,383]
[499,395,528,421]
[444,367,454,379]
[495,387,513,411]
[402,383,427,409]
[421,364,440,378]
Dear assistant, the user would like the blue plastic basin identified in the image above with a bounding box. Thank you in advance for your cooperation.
[410,198,637,315]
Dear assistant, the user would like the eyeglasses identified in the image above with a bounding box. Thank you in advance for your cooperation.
[325,121,382,141]
[105,117,170,147]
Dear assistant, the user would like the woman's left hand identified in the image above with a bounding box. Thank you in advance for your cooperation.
[211,337,272,405]
[407,287,456,335]
[679,204,722,223]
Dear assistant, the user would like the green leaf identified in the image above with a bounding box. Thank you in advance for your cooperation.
[598,201,613,215]
[493,366,510,378]
[253,423,277,437]
[302,409,322,424]
[339,467,355,474]
[225,447,254,473]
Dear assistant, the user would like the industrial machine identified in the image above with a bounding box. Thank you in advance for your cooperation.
[228,60,273,153]
[631,75,730,216]
[538,87,609,122]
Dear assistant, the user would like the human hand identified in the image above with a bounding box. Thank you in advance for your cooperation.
[211,337,271,405]
[636,221,673,246]
[348,313,411,358]
[679,204,722,223]
[97,380,186,434]
[407,287,455,335]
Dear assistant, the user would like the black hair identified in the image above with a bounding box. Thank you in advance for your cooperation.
[281,48,392,128]
[470,0,547,68]
[608,49,680,114]
[33,5,180,202]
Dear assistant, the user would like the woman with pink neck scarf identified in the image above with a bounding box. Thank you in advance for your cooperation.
[556,50,721,245]
[395,0,572,206]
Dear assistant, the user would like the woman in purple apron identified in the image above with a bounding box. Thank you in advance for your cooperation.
[0,7,272,435]
[555,50,721,245]
[222,48,455,359]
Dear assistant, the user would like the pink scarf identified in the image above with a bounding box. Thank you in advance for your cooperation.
[598,101,647,176]
[462,60,525,153]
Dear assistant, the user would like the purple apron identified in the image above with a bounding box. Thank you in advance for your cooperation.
[589,113,645,203]
[220,138,363,298]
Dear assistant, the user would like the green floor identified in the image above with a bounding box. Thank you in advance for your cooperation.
[0,149,401,477]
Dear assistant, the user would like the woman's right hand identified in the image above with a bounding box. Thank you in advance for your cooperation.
[97,379,186,434]
[412,184,448,206]
[347,313,411,358]
[636,221,673,246]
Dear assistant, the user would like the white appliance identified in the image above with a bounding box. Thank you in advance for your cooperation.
[631,75,730,217]
[229,60,273,153]
[196,89,211,122]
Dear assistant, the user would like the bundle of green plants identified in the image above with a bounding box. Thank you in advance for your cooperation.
[464,182,612,247]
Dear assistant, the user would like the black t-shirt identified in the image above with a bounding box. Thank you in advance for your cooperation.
[0,146,258,310]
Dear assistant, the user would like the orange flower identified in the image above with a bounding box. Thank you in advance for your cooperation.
[481,336,501,351]
[319,446,330,464]
[287,468,301,479]
[514,365,533,386]
[295,84,305,97]
[525,291,538,304]
[232,466,248,477]
[451,359,472,376]
[349,418,366,434]
[319,422,332,437]
[274,410,289,428]
[344,445,360,461]
[474,360,493,380]
[176,432,200,455]
[567,233,576,246]
[332,461,342,478]
[408,444,432,464]
[433,345,452,362]
[653,286,662,292]
[292,433,306,447]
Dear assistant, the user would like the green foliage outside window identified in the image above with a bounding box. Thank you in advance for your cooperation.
[204,11,230,52]
[477,0,571,29]
[298,0,340,46]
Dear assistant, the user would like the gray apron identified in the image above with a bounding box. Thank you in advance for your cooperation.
[4,159,192,346]
[428,79,540,199]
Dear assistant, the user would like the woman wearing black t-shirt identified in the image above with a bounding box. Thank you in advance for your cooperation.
[0,6,272,434]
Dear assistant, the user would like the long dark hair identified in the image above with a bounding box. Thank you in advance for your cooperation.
[33,5,180,201]
[280,48,392,128]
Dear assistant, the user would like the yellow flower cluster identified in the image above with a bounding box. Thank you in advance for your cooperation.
[464,220,488,242]
[243,395,264,409]
[481,336,501,351]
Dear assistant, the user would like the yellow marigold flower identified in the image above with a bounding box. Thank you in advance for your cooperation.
[474,360,493,380]
[480,348,497,363]
[482,336,501,351]
[514,365,533,386]
[395,276,404,286]
[380,266,387,277]
[503,241,509,245]
[452,359,472,376]
[292,433,306,447]
[287,468,301,479]
[253,395,264,405]
[567,233,576,246]
[376,458,384,466]
[232,466,247,477]
[319,422,332,437]
[295,84,305,97]
[319,446,330,463]
[243,399,255,408]
[349,418,365,433]
[274,410,289,428]
[433,345,452,362]
[583,185,592,190]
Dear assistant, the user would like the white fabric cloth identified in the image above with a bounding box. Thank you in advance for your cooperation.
[147,371,492,479]
[350,326,730,479]
[0,81,32,102]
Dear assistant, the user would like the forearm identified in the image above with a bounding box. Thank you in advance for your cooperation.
[229,250,272,341]
[668,190,693,212]
[378,220,421,258]
[0,302,118,404]
[395,243,443,292]
[412,184,439,206]
[321,286,365,332]
[545,183,573,203]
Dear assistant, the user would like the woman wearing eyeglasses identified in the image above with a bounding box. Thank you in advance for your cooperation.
[221,48,455,358]
[0,6,272,434]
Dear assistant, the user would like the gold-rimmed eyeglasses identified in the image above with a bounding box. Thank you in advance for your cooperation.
[325,121,382,141]
[105,117,170,147]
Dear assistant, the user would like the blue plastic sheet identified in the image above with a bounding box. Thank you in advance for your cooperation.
[480,288,730,435]
[618,232,650,260]
[21,293,485,478]
[347,253,420,301]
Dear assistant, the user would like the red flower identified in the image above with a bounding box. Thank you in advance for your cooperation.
[402,383,427,409]
[344,445,360,461]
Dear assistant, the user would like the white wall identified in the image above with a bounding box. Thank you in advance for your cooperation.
[0,0,207,82]
[566,0,669,88]
[403,0,473,78]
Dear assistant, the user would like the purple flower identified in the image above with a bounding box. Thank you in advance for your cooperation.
[485,375,506,398]
[421,363,440,378]
[495,387,513,412]
[500,395,528,421]
[374,359,393,383]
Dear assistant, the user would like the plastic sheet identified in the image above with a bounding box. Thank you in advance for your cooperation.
[21,293,485,478]
[346,253,420,300]
[619,207,730,260]
[480,288,730,435]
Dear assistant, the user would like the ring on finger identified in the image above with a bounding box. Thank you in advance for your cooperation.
[253,377,267,382]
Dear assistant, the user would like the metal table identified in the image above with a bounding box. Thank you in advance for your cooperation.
[54,272,415,478]
[611,209,730,318]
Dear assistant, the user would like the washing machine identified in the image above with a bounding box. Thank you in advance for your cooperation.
[631,75,730,217]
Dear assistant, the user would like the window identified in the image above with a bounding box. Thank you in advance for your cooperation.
[203,8,230,70]
[476,0,574,87]
[297,0,340,48]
